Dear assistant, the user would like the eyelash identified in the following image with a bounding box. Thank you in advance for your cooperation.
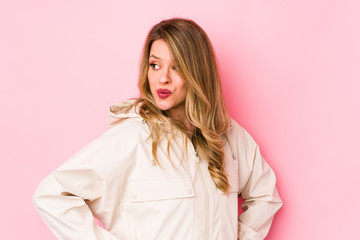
[149,63,159,70]
[149,63,180,71]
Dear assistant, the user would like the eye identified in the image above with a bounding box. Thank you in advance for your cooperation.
[149,63,160,70]
[172,66,180,71]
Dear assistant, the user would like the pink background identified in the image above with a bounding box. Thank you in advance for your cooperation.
[1,0,359,239]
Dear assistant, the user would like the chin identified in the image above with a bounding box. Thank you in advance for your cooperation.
[155,102,171,111]
[158,106,171,112]
[154,97,171,108]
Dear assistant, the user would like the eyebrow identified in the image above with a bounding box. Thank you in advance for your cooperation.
[149,54,160,59]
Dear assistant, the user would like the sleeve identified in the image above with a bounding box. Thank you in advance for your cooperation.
[238,138,283,239]
[33,137,123,240]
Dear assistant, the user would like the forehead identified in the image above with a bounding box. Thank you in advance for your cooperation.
[149,39,172,60]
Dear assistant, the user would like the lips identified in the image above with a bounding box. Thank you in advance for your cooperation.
[156,88,172,99]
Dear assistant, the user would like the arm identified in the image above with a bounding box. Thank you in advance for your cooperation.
[238,135,283,239]
[33,138,121,240]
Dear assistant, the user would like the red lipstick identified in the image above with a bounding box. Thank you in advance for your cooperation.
[157,88,172,99]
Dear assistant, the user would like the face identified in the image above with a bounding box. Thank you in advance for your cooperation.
[148,39,187,115]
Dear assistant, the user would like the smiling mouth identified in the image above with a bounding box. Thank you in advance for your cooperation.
[157,89,172,99]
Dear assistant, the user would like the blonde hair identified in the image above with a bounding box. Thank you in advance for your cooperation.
[131,18,231,194]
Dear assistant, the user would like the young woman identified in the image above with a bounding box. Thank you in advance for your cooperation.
[33,18,282,240]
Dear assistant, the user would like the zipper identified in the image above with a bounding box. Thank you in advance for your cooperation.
[195,151,210,240]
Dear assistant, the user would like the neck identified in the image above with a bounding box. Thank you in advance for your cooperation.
[166,107,194,138]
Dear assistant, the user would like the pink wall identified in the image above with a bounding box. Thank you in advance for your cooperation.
[1,0,359,239]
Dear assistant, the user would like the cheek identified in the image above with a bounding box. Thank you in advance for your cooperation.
[147,73,156,91]
[177,78,187,95]
[181,86,188,99]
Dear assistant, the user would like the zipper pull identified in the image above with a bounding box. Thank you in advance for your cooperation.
[195,151,200,163]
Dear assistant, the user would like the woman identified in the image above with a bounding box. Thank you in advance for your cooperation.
[33,18,282,240]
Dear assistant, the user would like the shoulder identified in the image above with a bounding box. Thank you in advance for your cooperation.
[228,118,258,152]
[57,117,148,168]
[101,117,149,147]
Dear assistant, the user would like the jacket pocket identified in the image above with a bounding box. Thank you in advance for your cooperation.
[123,177,195,239]
[127,177,195,202]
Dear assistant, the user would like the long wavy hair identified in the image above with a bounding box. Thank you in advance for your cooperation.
[130,18,231,194]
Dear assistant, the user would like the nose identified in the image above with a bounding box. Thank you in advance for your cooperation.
[159,67,171,84]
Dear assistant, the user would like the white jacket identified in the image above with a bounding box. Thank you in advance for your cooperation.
[33,100,282,240]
